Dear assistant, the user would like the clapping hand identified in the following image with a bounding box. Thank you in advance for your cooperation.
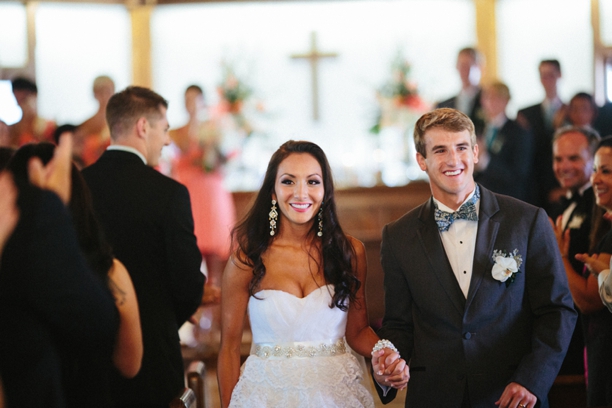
[28,133,73,204]
[372,348,410,390]
[575,252,611,276]
[549,216,570,257]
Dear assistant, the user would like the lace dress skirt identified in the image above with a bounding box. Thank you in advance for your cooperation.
[229,351,374,408]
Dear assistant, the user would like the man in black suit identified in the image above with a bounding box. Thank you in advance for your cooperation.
[549,126,600,377]
[475,81,534,203]
[82,86,204,407]
[517,60,564,212]
[374,108,576,408]
[436,47,485,136]
[0,136,119,408]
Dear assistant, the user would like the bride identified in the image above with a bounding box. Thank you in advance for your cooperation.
[217,140,409,407]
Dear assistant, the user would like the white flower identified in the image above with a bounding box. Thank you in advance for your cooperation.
[491,249,523,286]
[567,215,585,230]
[492,256,518,282]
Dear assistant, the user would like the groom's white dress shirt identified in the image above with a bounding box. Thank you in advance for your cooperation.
[434,188,480,298]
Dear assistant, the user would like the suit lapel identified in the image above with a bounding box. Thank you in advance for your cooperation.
[466,186,500,307]
[417,198,466,315]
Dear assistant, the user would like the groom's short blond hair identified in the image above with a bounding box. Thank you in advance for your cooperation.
[414,108,476,157]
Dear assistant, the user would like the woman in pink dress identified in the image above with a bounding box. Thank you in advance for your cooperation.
[170,85,236,287]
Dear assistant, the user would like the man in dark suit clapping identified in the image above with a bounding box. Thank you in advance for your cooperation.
[82,86,204,408]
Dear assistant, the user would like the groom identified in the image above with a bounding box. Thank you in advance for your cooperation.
[374,108,576,408]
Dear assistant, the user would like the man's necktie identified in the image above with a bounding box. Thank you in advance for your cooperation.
[434,185,480,232]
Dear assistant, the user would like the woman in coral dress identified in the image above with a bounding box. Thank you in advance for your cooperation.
[170,85,236,285]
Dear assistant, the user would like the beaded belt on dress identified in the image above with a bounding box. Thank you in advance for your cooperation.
[252,338,348,359]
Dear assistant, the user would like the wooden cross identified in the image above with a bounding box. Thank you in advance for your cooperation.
[291,32,338,121]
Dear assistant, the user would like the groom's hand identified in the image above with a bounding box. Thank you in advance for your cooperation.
[495,382,536,408]
[372,349,410,390]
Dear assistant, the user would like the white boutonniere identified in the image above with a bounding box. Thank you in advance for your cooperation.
[491,249,523,287]
[567,214,585,230]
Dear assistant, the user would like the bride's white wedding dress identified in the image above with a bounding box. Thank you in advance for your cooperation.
[229,284,375,408]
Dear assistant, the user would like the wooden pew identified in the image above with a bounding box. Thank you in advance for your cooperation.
[169,387,196,408]
[187,360,206,408]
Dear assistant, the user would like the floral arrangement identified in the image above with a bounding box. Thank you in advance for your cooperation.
[217,61,252,113]
[491,249,523,287]
[371,50,429,134]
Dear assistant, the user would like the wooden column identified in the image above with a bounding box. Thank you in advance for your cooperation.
[592,0,607,105]
[474,0,498,84]
[128,1,153,88]
[1,1,37,80]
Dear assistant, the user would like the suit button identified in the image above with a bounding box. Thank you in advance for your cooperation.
[463,332,472,340]
[457,374,465,380]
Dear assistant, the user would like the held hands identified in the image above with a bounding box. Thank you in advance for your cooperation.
[371,348,410,390]
[495,382,537,408]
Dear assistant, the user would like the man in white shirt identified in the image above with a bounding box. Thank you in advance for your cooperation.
[374,108,576,408]
[474,81,534,203]
[436,47,485,136]
[82,86,204,407]
[548,126,600,376]
[517,60,565,211]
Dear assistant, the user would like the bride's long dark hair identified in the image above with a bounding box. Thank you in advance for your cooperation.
[232,140,360,310]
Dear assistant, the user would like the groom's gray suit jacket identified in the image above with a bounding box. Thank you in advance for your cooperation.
[376,184,576,408]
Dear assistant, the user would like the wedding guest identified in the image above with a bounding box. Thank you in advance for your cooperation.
[517,60,564,212]
[548,126,600,376]
[7,142,143,406]
[577,243,612,313]
[0,172,19,260]
[475,81,535,203]
[436,47,485,136]
[374,108,576,408]
[53,124,85,168]
[7,77,55,147]
[82,86,204,407]
[554,92,598,130]
[169,84,235,292]
[0,147,14,171]
[0,134,118,408]
[218,140,408,408]
[557,136,612,407]
[594,101,612,137]
[74,76,115,167]
[0,120,10,147]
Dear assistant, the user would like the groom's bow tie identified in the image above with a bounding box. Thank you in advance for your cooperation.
[434,186,480,232]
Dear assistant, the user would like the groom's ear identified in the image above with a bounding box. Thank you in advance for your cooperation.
[473,143,479,164]
[416,152,427,171]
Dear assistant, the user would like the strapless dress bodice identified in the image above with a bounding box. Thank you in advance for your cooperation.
[248,284,347,345]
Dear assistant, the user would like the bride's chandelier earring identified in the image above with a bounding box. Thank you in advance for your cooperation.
[317,203,323,237]
[269,199,278,236]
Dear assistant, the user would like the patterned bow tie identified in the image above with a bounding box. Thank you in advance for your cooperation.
[434,185,480,232]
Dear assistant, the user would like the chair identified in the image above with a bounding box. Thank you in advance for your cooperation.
[169,387,196,408]
[187,360,206,408]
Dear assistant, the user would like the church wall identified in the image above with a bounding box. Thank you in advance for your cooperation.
[497,0,593,115]
[151,0,475,189]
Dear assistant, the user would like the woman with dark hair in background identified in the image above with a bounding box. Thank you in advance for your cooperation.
[7,142,142,406]
[217,140,408,407]
[554,136,612,406]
